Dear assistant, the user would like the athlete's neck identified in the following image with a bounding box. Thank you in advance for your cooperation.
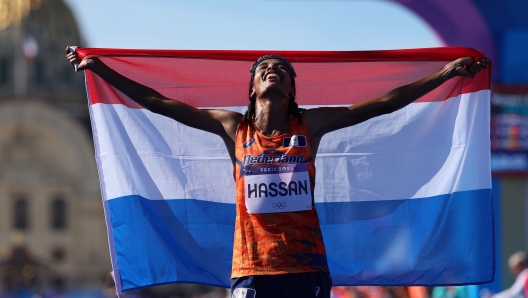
[254,97,289,137]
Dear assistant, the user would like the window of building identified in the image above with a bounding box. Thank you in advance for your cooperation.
[14,197,29,229]
[51,197,66,230]
[63,66,72,83]
[0,59,8,84]
[51,247,66,262]
[34,60,45,84]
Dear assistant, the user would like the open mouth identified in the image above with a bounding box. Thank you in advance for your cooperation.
[264,72,281,82]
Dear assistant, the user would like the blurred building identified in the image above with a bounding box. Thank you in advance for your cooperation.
[0,0,109,292]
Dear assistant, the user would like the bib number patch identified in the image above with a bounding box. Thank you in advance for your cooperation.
[244,163,312,214]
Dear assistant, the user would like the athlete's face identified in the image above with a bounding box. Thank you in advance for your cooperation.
[251,59,295,100]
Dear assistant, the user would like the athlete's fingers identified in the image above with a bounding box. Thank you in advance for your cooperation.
[469,65,481,74]
[66,52,77,61]
[479,58,489,67]
[65,47,83,71]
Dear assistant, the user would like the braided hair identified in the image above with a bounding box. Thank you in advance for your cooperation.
[243,55,305,130]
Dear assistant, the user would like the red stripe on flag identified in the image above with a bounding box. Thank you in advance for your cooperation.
[82,48,490,108]
[77,47,486,62]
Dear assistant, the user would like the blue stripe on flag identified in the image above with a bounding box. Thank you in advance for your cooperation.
[107,188,493,290]
[108,197,235,290]
[319,188,494,286]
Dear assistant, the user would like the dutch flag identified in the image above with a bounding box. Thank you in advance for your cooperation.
[78,47,493,294]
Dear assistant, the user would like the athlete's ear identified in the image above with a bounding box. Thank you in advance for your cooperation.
[289,89,296,99]
[250,90,256,98]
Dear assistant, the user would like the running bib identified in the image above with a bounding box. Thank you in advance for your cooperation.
[244,163,312,214]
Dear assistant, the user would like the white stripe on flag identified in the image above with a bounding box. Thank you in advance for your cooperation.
[91,90,490,203]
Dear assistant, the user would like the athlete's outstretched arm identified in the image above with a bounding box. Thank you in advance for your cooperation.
[304,57,488,142]
[65,47,241,143]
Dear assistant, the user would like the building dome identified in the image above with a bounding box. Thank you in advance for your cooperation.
[26,0,82,48]
[0,1,109,290]
[0,0,88,125]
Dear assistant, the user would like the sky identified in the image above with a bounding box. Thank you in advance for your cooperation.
[61,0,443,51]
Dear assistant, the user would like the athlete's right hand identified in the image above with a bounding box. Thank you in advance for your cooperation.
[65,46,93,71]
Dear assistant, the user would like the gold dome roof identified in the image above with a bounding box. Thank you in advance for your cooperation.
[0,0,82,46]
[0,0,88,127]
[26,0,82,48]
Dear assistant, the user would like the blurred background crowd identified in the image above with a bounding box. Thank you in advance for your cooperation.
[1,0,528,297]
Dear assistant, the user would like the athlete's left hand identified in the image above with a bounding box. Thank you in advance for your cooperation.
[448,57,489,78]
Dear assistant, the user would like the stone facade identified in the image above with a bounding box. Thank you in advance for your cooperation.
[0,0,110,290]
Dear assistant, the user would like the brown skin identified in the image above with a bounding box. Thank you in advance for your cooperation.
[250,59,294,137]
[66,47,488,163]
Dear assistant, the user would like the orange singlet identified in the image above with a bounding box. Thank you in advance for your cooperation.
[231,115,329,278]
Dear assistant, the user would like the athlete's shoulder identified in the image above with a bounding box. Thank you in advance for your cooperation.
[302,106,351,138]
[301,107,337,122]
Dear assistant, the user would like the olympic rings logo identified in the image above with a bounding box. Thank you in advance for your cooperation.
[272,202,286,209]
